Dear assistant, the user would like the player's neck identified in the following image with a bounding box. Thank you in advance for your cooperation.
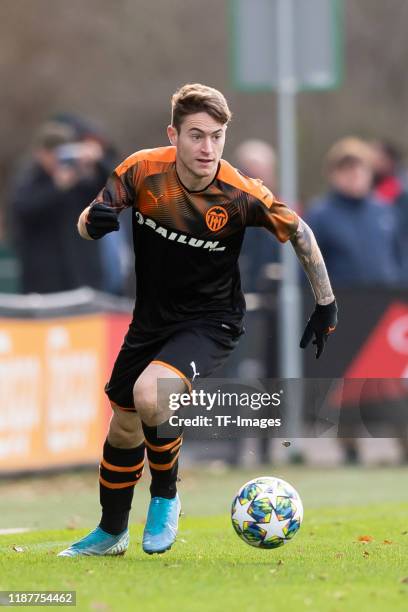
[175,159,217,192]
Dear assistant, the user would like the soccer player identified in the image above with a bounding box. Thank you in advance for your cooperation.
[58,84,337,557]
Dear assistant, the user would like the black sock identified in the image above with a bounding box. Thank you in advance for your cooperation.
[142,423,182,499]
[99,439,145,535]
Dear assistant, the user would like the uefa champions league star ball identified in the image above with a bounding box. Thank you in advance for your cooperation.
[231,476,303,549]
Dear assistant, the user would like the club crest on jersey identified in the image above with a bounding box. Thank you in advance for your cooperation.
[205,206,229,232]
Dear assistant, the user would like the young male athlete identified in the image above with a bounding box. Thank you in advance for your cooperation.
[59,84,337,557]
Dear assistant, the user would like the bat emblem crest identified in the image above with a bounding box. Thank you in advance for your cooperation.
[205,206,229,232]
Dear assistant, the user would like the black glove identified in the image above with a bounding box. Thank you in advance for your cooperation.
[300,300,338,359]
[86,203,120,239]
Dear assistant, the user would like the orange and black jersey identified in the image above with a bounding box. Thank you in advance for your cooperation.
[91,146,299,331]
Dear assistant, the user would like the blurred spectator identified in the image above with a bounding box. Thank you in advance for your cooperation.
[370,139,408,286]
[9,116,128,294]
[305,137,400,289]
[371,139,405,205]
[234,139,280,293]
[229,140,281,465]
[308,137,406,464]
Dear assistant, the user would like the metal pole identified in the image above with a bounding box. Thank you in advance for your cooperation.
[276,0,303,439]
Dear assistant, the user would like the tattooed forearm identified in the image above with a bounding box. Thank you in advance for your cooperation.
[290,218,334,305]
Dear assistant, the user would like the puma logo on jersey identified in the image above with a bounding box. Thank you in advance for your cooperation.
[190,361,200,382]
[147,190,164,204]
[205,205,229,232]
[135,211,226,251]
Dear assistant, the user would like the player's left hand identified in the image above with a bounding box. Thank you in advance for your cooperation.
[300,300,338,359]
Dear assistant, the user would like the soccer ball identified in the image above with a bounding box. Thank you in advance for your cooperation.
[231,476,303,549]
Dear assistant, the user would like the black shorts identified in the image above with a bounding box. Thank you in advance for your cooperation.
[105,321,243,409]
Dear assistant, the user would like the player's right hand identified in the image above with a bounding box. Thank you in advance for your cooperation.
[86,203,120,239]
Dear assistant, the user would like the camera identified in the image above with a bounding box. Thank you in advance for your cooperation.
[55,143,87,167]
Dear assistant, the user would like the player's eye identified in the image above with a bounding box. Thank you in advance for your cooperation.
[191,134,202,141]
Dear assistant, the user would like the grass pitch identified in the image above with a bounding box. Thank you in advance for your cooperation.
[0,467,407,612]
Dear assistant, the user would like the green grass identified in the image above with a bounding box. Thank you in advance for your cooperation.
[0,468,408,611]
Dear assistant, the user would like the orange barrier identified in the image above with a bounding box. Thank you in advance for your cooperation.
[0,313,130,473]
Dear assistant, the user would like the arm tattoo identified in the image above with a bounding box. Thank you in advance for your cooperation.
[290,218,334,305]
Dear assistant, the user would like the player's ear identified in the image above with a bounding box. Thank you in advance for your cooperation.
[167,125,178,146]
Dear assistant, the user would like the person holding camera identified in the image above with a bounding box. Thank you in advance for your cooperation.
[9,118,111,294]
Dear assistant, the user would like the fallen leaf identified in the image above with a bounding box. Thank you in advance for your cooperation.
[401,577,408,584]
[90,602,110,611]
[401,531,408,536]
[382,540,393,545]
[357,535,374,542]
[318,574,328,581]
[65,515,81,530]
[12,545,24,553]
[335,552,344,559]
[363,551,370,558]
[66,520,79,530]
[277,559,284,565]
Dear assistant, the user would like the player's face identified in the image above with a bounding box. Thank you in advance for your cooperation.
[168,112,226,188]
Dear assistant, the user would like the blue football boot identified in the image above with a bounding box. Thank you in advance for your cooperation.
[142,494,181,554]
[58,526,129,557]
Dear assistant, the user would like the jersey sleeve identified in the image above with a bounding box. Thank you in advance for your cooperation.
[246,182,299,243]
[91,155,144,213]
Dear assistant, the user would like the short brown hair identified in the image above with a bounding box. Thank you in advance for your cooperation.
[34,121,75,150]
[326,137,373,172]
[171,83,232,131]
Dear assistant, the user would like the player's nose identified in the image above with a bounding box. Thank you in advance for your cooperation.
[201,137,213,156]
